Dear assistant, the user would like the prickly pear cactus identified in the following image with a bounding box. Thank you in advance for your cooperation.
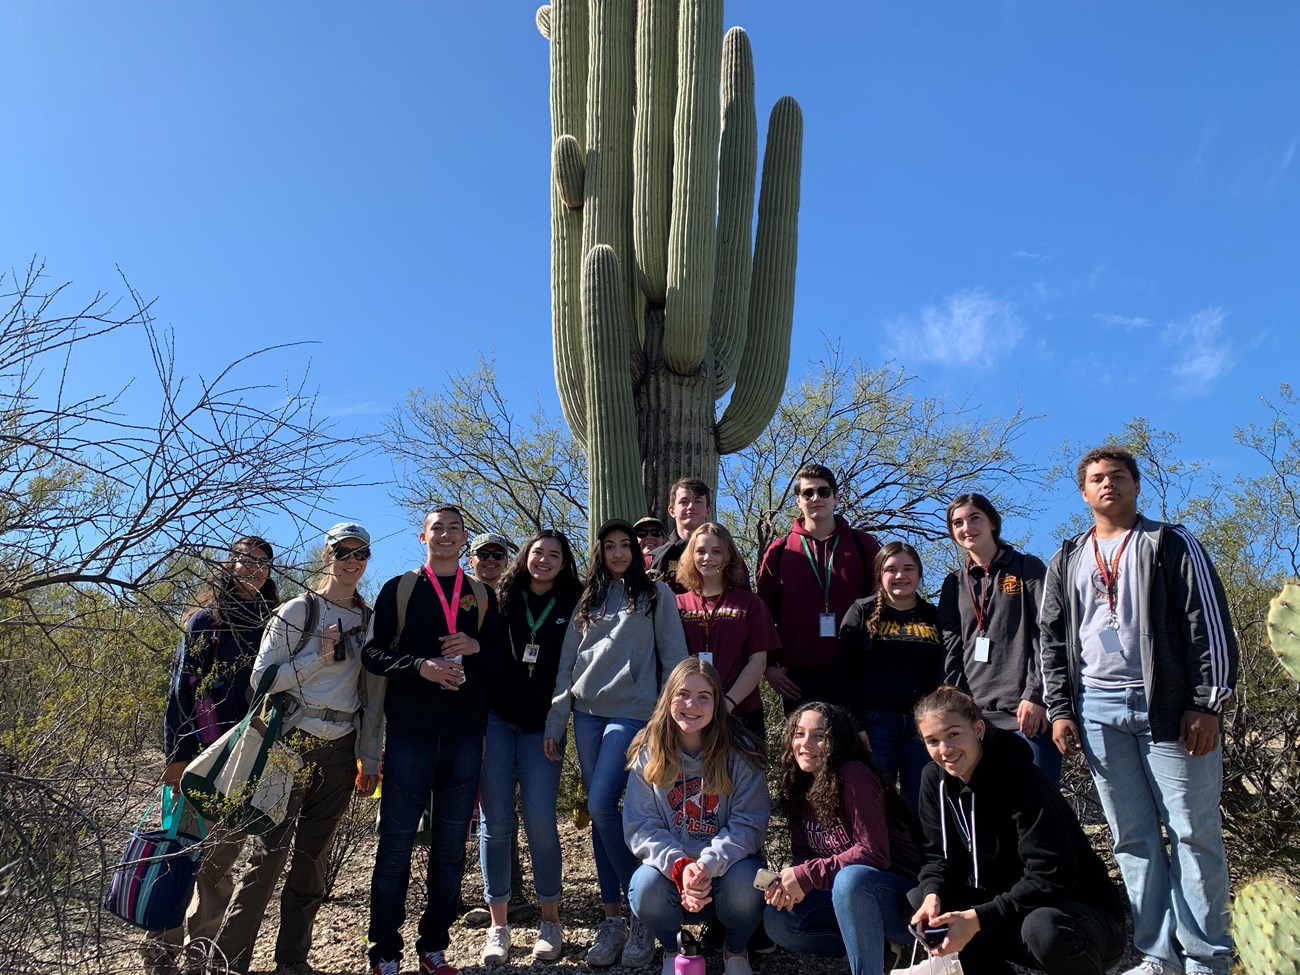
[536,0,803,528]
[1233,875,1300,975]
[1267,581,1300,681]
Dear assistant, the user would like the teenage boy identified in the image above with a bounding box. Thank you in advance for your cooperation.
[646,477,714,592]
[1040,446,1236,975]
[756,463,880,713]
[468,533,512,587]
[363,505,504,975]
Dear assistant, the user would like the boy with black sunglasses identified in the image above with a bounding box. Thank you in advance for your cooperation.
[756,463,881,714]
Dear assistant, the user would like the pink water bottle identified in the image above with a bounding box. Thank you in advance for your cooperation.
[675,929,704,975]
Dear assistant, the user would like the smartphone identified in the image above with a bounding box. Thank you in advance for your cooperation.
[753,868,780,891]
[334,618,346,661]
[911,922,948,948]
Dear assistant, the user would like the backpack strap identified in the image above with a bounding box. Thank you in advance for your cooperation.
[465,575,490,630]
[392,569,421,650]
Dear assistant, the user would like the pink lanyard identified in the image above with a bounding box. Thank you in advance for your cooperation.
[423,564,465,632]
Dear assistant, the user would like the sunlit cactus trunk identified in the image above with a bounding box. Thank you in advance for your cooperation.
[538,0,803,530]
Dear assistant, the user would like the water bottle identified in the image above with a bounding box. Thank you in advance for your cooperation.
[675,929,704,975]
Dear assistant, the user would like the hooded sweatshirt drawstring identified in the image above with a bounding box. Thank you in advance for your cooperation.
[940,781,980,890]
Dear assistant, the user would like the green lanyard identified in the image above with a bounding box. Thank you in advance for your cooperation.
[799,534,841,613]
[524,593,558,644]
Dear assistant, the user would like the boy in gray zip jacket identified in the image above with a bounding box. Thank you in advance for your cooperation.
[1039,446,1236,975]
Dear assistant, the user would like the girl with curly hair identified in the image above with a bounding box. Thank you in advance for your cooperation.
[764,702,921,975]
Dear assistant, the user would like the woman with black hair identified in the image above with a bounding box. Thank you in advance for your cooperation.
[544,519,688,969]
[477,530,583,966]
[143,536,279,974]
[763,702,921,975]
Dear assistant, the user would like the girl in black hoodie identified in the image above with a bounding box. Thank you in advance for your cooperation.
[909,686,1125,975]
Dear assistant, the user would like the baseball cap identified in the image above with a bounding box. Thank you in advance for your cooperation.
[469,532,512,554]
[325,521,370,546]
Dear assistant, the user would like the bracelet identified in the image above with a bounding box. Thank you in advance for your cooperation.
[725,694,737,708]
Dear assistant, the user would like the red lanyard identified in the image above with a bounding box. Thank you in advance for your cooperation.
[963,555,998,634]
[699,591,728,654]
[1089,524,1138,620]
[423,564,465,633]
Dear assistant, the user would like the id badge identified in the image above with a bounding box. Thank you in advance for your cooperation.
[522,643,541,664]
[698,651,714,667]
[819,613,836,638]
[1098,627,1125,655]
[973,636,992,663]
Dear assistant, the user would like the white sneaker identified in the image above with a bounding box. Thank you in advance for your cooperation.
[586,916,628,967]
[723,953,752,975]
[621,916,656,968]
[533,921,564,962]
[481,925,511,967]
[1120,963,1183,975]
[660,953,678,975]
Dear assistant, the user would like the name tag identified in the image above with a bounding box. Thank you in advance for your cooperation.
[698,651,714,667]
[819,613,837,638]
[522,644,541,664]
[1099,628,1125,655]
[973,636,991,663]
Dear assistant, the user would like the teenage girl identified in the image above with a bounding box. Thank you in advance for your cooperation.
[936,494,1057,785]
[624,658,770,975]
[837,541,944,810]
[143,536,279,975]
[544,519,688,969]
[763,702,921,975]
[675,522,780,744]
[910,685,1125,975]
[478,530,582,966]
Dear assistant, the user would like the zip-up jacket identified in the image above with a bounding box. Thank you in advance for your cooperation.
[756,515,881,671]
[1038,515,1237,743]
[937,546,1047,731]
[916,729,1123,933]
[623,744,770,879]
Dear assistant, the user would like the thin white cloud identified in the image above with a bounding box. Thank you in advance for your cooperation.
[1162,307,1235,387]
[888,289,1023,368]
[1095,312,1152,330]
[1012,249,1050,263]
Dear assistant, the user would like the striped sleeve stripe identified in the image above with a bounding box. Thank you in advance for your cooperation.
[1172,526,1234,708]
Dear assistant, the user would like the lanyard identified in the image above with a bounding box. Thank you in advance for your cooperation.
[423,564,465,634]
[699,591,728,654]
[1090,523,1139,623]
[524,592,558,642]
[963,555,998,634]
[799,535,840,612]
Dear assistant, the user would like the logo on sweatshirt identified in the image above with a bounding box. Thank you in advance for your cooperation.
[667,776,720,837]
[459,594,478,612]
[1000,575,1023,594]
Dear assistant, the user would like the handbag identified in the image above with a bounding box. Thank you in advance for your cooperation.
[104,785,206,931]
[892,944,964,975]
[180,665,303,836]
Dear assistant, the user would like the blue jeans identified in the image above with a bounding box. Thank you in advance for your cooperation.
[860,711,929,812]
[368,728,483,964]
[478,711,563,904]
[764,864,913,975]
[629,858,764,953]
[572,710,645,905]
[1079,686,1232,975]
[1021,728,1062,787]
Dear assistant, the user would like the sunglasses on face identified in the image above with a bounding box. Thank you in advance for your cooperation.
[636,528,665,539]
[474,549,507,561]
[798,486,834,500]
[332,545,371,562]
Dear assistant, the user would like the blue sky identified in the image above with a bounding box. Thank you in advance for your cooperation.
[4,2,1298,587]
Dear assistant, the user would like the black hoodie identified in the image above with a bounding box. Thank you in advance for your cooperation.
[916,728,1122,933]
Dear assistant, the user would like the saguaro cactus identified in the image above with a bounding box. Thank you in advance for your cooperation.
[537,0,803,528]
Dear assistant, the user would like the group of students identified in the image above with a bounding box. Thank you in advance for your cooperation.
[147,447,1237,975]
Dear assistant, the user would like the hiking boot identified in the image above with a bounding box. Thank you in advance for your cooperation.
[585,916,627,967]
[533,921,564,962]
[620,916,656,968]
[481,925,511,967]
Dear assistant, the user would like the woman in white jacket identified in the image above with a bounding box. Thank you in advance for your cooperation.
[624,657,771,975]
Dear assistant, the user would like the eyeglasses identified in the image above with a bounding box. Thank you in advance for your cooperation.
[233,554,272,570]
[636,528,665,539]
[798,486,834,500]
[474,549,507,561]
[332,545,371,562]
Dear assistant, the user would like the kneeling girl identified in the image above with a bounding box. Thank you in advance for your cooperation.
[624,658,770,975]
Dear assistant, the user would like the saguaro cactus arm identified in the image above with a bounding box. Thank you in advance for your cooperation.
[632,0,676,307]
[716,94,803,454]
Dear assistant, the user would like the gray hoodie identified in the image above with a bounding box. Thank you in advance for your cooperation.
[544,580,688,742]
[623,745,771,878]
